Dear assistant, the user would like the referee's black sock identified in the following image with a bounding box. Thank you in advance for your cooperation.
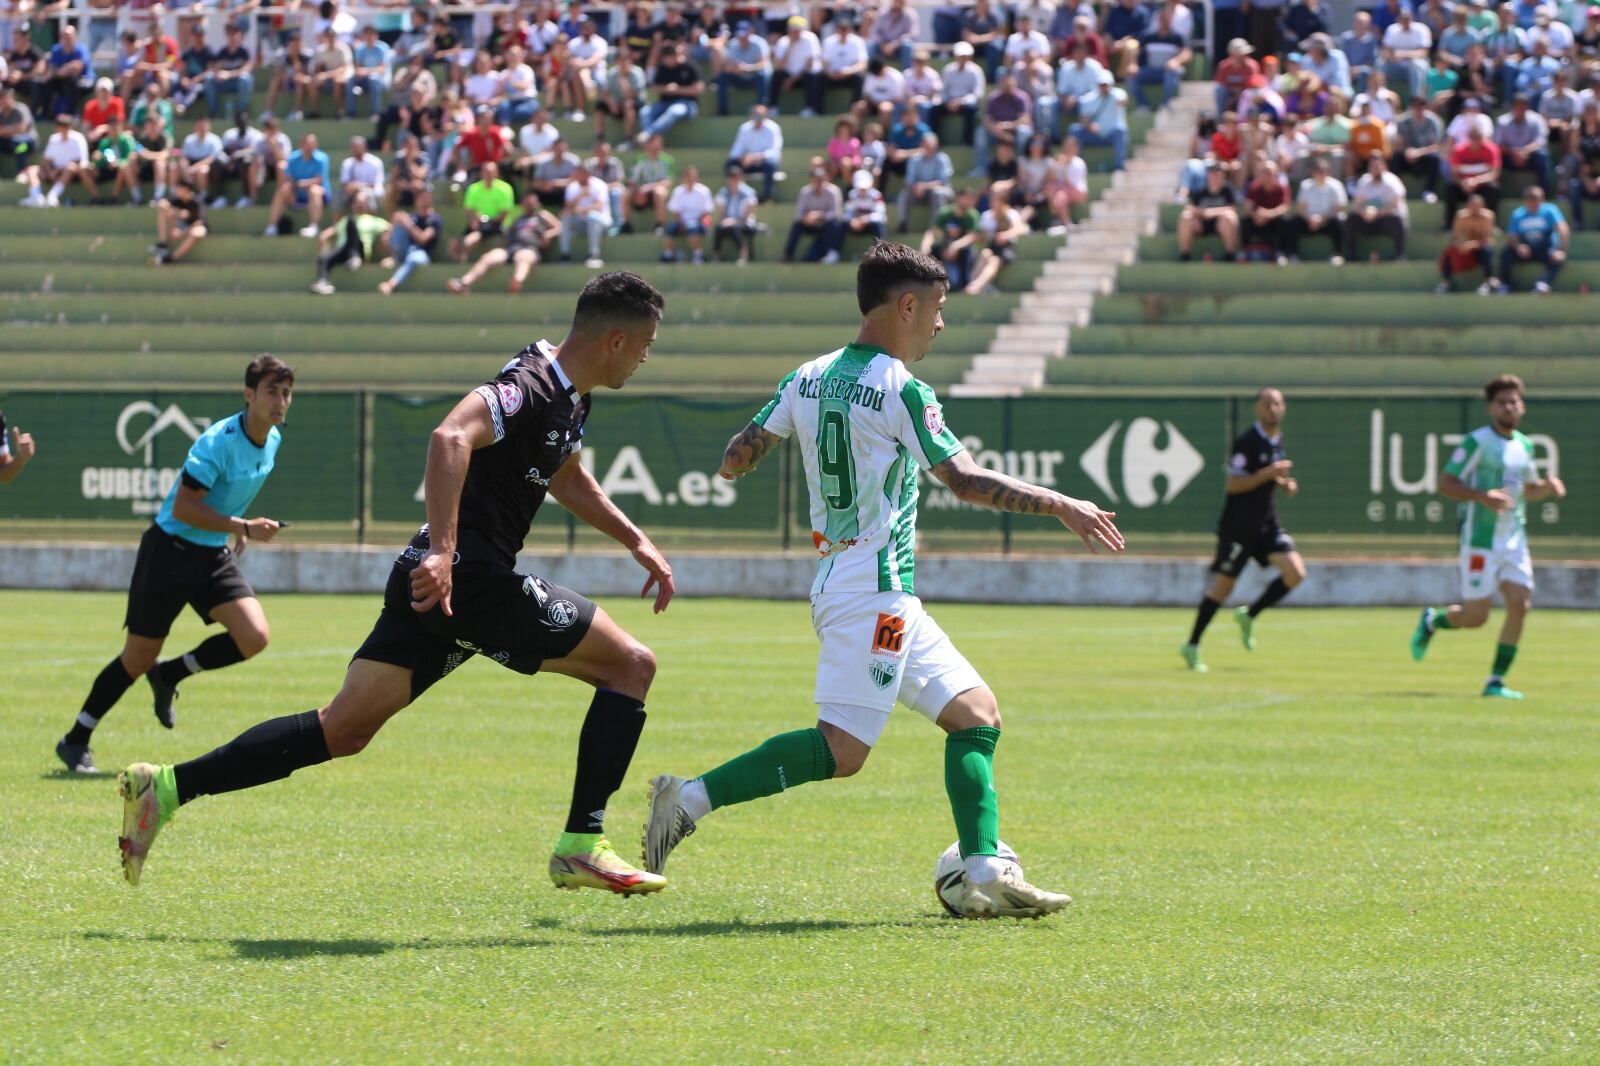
[157,633,247,687]
[66,658,135,745]
[1188,596,1223,646]
[172,709,330,806]
[563,690,647,834]
[1247,577,1292,618]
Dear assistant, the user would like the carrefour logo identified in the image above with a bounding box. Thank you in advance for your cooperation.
[1079,419,1204,507]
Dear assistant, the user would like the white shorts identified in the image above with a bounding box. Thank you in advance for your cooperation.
[811,590,987,747]
[1460,539,1534,601]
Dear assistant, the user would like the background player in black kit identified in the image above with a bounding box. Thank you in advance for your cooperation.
[1181,387,1307,673]
[116,273,677,896]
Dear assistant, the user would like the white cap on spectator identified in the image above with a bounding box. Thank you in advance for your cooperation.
[1096,67,1115,85]
[952,41,974,57]
[1228,38,1253,55]
[95,77,114,92]
[853,169,874,189]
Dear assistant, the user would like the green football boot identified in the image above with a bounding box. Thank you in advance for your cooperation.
[1180,644,1207,673]
[1235,606,1255,651]
[1482,681,1524,700]
[1410,608,1438,662]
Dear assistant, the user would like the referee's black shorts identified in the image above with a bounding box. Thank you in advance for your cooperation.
[1211,521,1297,578]
[124,524,256,638]
[353,556,597,703]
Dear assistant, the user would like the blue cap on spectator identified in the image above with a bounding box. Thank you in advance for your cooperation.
[1287,51,1305,64]
[1463,97,1482,108]
[735,19,752,32]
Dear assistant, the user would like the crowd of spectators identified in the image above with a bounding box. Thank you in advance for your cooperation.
[1180,0,1598,292]
[0,0,1207,294]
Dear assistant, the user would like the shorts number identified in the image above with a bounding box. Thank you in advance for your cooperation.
[820,409,854,511]
[1226,542,1244,564]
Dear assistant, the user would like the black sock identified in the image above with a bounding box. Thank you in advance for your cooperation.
[67,658,135,744]
[564,689,647,834]
[173,709,331,806]
[1248,577,1292,617]
[158,633,247,687]
[1188,596,1222,646]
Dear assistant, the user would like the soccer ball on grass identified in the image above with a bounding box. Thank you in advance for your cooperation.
[933,839,1020,918]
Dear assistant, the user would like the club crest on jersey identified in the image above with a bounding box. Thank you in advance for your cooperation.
[923,404,944,436]
[868,659,898,690]
[496,381,523,417]
[547,600,579,629]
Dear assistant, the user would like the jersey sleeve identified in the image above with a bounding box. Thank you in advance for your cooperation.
[752,369,797,439]
[181,426,226,489]
[1443,432,1481,479]
[473,366,543,444]
[1227,431,1259,476]
[894,377,964,470]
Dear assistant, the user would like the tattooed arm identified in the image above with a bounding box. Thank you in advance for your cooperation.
[930,450,1126,554]
[718,422,783,480]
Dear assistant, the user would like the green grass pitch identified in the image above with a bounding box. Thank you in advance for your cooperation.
[3,590,1596,1062]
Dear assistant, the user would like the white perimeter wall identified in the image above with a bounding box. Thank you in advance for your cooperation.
[1,545,1596,608]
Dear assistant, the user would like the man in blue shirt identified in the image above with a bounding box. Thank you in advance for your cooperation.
[266,132,331,237]
[1497,184,1568,292]
[56,356,295,775]
[46,23,94,118]
[347,25,392,118]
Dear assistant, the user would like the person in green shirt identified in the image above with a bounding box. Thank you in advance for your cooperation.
[310,190,392,295]
[95,117,138,203]
[1410,374,1570,699]
[919,186,981,290]
[451,159,515,261]
[130,83,175,143]
[1307,98,1354,177]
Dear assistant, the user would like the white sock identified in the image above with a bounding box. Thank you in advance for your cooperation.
[680,778,711,821]
[48,181,64,198]
[966,854,1009,883]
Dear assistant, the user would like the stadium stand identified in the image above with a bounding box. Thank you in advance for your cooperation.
[0,2,1159,393]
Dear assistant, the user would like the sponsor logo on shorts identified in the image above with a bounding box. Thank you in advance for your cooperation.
[1469,553,1487,574]
[525,466,549,486]
[868,659,898,689]
[548,599,579,629]
[441,651,466,677]
[871,613,906,656]
[496,381,523,417]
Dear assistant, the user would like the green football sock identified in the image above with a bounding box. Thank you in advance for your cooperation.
[945,726,1001,859]
[1433,609,1454,630]
[1491,642,1517,679]
[555,831,603,855]
[701,728,836,811]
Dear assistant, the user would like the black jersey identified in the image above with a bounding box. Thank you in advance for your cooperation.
[1218,422,1285,534]
[450,340,589,567]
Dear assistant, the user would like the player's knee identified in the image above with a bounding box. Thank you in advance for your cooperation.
[602,638,656,696]
[819,726,870,778]
[236,623,269,658]
[1283,564,1306,588]
[1458,602,1490,627]
[120,648,159,678]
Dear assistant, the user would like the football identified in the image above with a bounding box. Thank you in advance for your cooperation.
[934,840,1021,918]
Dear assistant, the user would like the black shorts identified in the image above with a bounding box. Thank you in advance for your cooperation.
[465,217,505,237]
[1198,217,1221,236]
[1211,522,1297,577]
[124,524,256,638]
[353,544,597,702]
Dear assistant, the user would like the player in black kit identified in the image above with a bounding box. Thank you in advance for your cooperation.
[115,273,677,895]
[1180,387,1307,672]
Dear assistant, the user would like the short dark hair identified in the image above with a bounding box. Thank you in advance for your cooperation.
[1484,374,1524,402]
[246,354,296,389]
[856,241,948,315]
[573,271,665,332]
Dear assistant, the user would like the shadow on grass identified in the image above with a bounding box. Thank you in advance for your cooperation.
[82,930,553,959]
[581,918,925,938]
[39,770,108,781]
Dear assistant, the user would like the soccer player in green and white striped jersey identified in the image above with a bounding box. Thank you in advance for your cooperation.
[643,242,1125,918]
[1410,375,1568,699]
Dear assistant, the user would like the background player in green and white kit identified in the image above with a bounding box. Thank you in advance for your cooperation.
[643,242,1125,918]
[1410,375,1568,699]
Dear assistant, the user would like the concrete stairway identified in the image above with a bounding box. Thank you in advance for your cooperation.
[954,80,1212,396]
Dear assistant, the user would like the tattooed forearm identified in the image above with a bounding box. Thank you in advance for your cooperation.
[931,455,1061,515]
[720,422,781,478]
